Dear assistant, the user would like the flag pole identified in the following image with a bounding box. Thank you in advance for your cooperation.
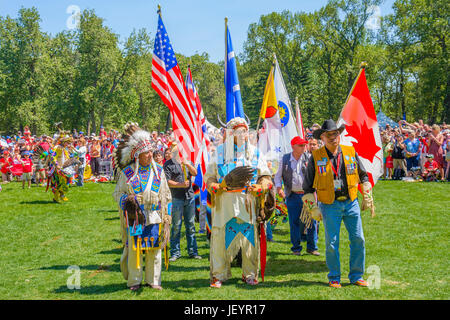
[295,96,301,136]
[343,62,367,108]
[157,4,162,17]
[224,17,228,123]
[224,17,228,74]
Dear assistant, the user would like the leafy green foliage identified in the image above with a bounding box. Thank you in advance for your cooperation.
[0,1,448,136]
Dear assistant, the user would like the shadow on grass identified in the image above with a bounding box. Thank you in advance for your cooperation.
[164,264,209,273]
[98,248,123,255]
[20,200,56,205]
[104,217,120,221]
[160,278,212,293]
[51,276,328,296]
[264,259,328,276]
[98,209,117,213]
[53,283,129,295]
[237,279,329,290]
[272,229,290,236]
[39,264,121,273]
[160,277,328,293]
[267,240,291,245]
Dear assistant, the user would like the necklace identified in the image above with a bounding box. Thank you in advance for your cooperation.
[138,165,151,192]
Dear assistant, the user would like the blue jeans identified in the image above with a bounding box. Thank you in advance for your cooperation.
[286,193,318,253]
[170,197,198,258]
[406,156,419,171]
[319,199,365,283]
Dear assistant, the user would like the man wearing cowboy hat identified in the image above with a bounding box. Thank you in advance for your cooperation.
[274,136,319,256]
[302,119,374,288]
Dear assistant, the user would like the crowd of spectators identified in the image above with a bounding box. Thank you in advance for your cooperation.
[0,125,177,187]
[1,120,449,189]
[380,120,450,181]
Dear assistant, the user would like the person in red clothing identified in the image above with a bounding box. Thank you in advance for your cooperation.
[0,150,13,183]
[99,126,107,139]
[23,129,34,146]
[423,154,440,181]
[10,149,24,180]
[39,135,51,152]
[21,151,34,189]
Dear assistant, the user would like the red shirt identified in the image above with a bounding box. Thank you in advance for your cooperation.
[424,160,438,170]
[10,157,24,176]
[0,157,12,174]
[24,137,34,146]
[22,158,33,173]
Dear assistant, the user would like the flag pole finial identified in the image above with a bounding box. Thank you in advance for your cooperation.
[157,4,162,16]
[343,62,368,108]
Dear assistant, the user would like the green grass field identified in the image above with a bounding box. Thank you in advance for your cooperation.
[0,180,448,300]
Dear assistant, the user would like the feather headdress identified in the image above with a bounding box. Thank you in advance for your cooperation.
[113,122,155,170]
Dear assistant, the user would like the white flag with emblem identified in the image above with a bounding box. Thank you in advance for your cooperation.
[273,56,299,155]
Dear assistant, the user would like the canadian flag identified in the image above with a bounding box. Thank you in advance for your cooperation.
[337,67,383,187]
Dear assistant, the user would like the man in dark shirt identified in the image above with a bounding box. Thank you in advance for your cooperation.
[302,119,374,289]
[163,144,201,261]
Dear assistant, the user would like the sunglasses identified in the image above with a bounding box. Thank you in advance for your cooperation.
[324,131,340,138]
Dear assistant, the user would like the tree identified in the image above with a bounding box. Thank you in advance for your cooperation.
[0,7,50,134]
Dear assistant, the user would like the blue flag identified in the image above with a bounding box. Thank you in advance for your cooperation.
[225,25,244,122]
[194,164,207,205]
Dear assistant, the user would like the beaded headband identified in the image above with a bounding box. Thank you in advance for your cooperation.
[130,140,153,159]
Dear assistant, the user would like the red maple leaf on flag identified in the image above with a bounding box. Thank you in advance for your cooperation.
[344,119,381,162]
[339,68,383,186]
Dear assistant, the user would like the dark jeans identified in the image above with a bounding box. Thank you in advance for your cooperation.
[406,156,419,171]
[90,157,100,176]
[170,197,198,258]
[286,193,318,253]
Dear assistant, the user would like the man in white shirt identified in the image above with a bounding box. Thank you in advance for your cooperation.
[274,136,319,256]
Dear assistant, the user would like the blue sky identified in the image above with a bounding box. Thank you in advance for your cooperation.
[1,0,395,62]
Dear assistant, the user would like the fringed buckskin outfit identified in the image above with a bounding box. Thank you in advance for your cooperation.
[205,117,273,287]
[112,123,172,289]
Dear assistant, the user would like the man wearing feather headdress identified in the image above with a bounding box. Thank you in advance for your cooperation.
[205,116,275,288]
[112,123,172,291]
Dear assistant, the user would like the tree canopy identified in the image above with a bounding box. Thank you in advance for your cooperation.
[0,0,448,135]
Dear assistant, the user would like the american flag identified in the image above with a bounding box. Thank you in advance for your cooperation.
[151,14,201,164]
[185,66,209,191]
